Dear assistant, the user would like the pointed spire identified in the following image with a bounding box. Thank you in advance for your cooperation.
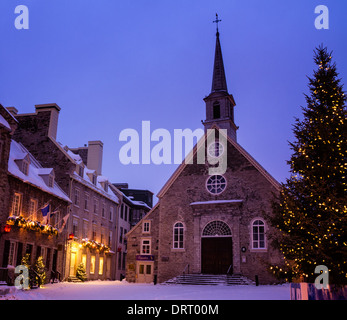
[211,15,228,93]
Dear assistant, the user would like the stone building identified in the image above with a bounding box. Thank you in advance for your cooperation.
[126,203,160,283]
[126,29,284,284]
[0,104,71,284]
[113,184,153,228]
[9,104,120,281]
[0,105,15,236]
[109,184,153,280]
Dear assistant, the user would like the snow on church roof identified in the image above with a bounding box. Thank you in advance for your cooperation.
[190,200,243,206]
[8,140,71,203]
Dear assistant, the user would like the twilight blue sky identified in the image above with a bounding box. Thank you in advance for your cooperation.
[1,0,347,202]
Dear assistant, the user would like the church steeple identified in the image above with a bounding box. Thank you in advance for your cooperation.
[203,14,238,142]
[211,31,228,93]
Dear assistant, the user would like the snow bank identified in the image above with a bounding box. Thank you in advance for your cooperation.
[0,281,290,300]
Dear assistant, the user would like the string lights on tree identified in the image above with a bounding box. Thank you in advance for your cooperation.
[269,45,347,285]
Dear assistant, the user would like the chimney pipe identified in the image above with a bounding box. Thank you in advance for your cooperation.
[87,140,103,175]
[35,103,61,140]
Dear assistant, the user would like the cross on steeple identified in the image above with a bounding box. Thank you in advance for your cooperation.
[213,13,222,33]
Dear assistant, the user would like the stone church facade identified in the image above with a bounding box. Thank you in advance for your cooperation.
[126,29,283,284]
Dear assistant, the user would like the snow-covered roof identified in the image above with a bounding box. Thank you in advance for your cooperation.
[97,175,109,183]
[8,140,71,203]
[66,149,83,165]
[37,168,54,176]
[0,114,11,131]
[71,168,119,204]
[53,144,119,204]
[121,192,151,210]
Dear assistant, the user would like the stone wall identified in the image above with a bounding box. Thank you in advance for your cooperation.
[12,110,75,195]
[156,138,283,284]
[0,105,17,230]
[67,178,118,280]
[125,205,160,283]
[11,106,119,280]
[0,175,69,283]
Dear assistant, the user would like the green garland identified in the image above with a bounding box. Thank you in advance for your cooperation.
[81,238,110,253]
[6,216,58,236]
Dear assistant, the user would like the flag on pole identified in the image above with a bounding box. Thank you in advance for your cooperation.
[50,209,59,219]
[59,213,70,233]
[50,209,59,226]
[41,204,50,224]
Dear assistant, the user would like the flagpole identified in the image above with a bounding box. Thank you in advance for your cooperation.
[48,204,61,226]
[27,201,51,221]
[51,205,64,228]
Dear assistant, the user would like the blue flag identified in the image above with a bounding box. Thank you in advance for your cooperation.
[41,204,50,224]
[41,204,50,217]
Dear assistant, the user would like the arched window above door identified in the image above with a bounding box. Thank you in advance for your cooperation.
[202,220,231,237]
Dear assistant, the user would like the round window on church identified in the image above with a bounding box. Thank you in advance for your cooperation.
[206,175,227,195]
[208,142,224,158]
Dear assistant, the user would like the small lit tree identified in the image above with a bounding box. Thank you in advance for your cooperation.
[76,262,87,282]
[20,253,34,289]
[33,256,46,287]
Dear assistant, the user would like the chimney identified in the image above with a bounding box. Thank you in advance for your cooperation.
[35,103,61,140]
[6,107,18,116]
[87,140,103,176]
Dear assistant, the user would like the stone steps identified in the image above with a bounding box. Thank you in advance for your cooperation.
[164,274,255,286]
[67,276,83,283]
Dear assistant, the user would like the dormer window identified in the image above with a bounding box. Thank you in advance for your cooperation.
[78,165,84,177]
[15,154,31,176]
[48,174,54,187]
[38,168,55,188]
[22,160,29,175]
[99,179,109,192]
[86,170,97,185]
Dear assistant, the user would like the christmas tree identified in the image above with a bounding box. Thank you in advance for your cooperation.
[21,253,34,289]
[33,256,46,287]
[21,253,31,270]
[270,45,347,285]
[76,262,87,282]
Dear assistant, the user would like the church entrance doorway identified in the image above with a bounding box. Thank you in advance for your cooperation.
[201,221,233,274]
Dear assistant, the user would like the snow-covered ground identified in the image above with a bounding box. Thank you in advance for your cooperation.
[0,280,290,300]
